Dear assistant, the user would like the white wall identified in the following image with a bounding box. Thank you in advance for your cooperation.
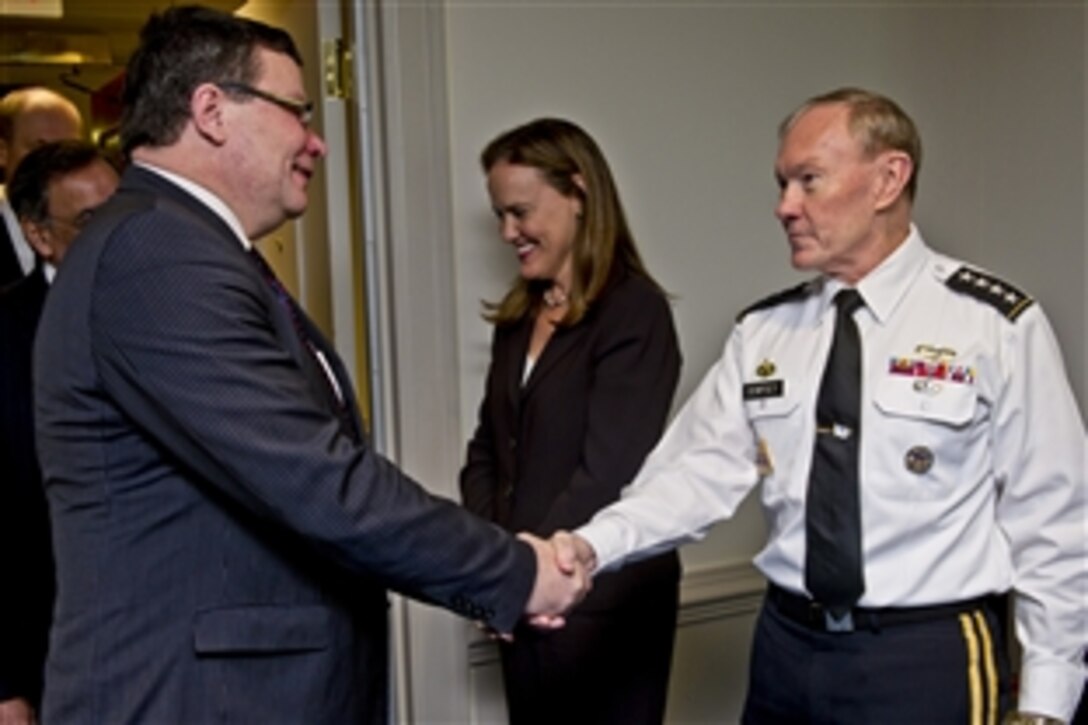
[443,1,1085,721]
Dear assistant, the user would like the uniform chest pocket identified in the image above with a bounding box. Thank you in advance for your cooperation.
[744,382,803,456]
[870,376,986,501]
[873,377,978,427]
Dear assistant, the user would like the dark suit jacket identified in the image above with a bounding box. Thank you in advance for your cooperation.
[0,267,52,707]
[460,269,682,613]
[0,209,26,288]
[33,166,535,723]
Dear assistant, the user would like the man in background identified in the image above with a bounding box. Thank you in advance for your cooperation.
[0,88,83,287]
[33,6,585,722]
[0,140,119,725]
[560,88,1085,724]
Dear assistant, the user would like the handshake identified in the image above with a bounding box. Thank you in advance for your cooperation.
[519,531,598,631]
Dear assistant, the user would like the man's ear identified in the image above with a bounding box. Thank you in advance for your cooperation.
[190,82,230,145]
[22,220,56,263]
[873,150,913,211]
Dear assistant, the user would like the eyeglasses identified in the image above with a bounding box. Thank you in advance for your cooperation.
[46,209,96,231]
[218,81,314,126]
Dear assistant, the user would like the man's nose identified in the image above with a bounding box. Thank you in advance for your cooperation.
[775,184,799,221]
[307,129,328,158]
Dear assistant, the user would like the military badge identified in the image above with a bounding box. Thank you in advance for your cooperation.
[756,438,774,476]
[946,266,1033,321]
[905,446,935,474]
[889,343,975,389]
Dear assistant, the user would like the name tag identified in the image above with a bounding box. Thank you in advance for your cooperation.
[743,380,784,400]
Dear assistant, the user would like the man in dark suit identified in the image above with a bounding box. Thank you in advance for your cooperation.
[32,6,586,723]
[0,140,119,725]
[0,87,83,287]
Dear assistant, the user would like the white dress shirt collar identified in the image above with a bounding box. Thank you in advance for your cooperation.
[133,161,252,251]
[0,187,36,275]
[821,224,929,325]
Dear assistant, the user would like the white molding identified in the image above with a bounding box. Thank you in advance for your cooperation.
[677,560,766,628]
[361,2,474,723]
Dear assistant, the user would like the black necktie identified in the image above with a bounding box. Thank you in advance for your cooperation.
[248,248,360,443]
[805,289,865,621]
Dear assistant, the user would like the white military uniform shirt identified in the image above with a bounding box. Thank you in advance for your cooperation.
[578,226,1086,720]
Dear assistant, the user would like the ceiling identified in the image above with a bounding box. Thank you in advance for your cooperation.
[2,1,238,28]
[0,1,243,93]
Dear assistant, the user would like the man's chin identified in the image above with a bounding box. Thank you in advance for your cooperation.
[284,200,308,220]
[790,251,819,271]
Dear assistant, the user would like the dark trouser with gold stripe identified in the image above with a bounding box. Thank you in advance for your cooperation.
[742,592,1011,725]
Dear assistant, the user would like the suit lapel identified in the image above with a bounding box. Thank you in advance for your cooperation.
[24,267,48,322]
[498,319,531,424]
[522,317,590,397]
[252,262,362,441]
[0,265,48,356]
[294,305,365,440]
[0,211,23,288]
[126,166,363,441]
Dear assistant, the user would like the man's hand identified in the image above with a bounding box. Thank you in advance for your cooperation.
[0,697,36,725]
[520,531,598,631]
[559,530,598,575]
[519,531,593,631]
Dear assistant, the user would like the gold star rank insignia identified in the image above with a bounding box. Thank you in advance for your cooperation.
[946,266,1033,321]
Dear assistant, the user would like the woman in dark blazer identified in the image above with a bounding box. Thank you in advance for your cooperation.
[460,118,682,725]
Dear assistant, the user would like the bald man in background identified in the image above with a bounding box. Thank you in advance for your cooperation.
[0,87,83,288]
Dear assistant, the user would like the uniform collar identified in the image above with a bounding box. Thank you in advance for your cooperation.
[822,224,929,325]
